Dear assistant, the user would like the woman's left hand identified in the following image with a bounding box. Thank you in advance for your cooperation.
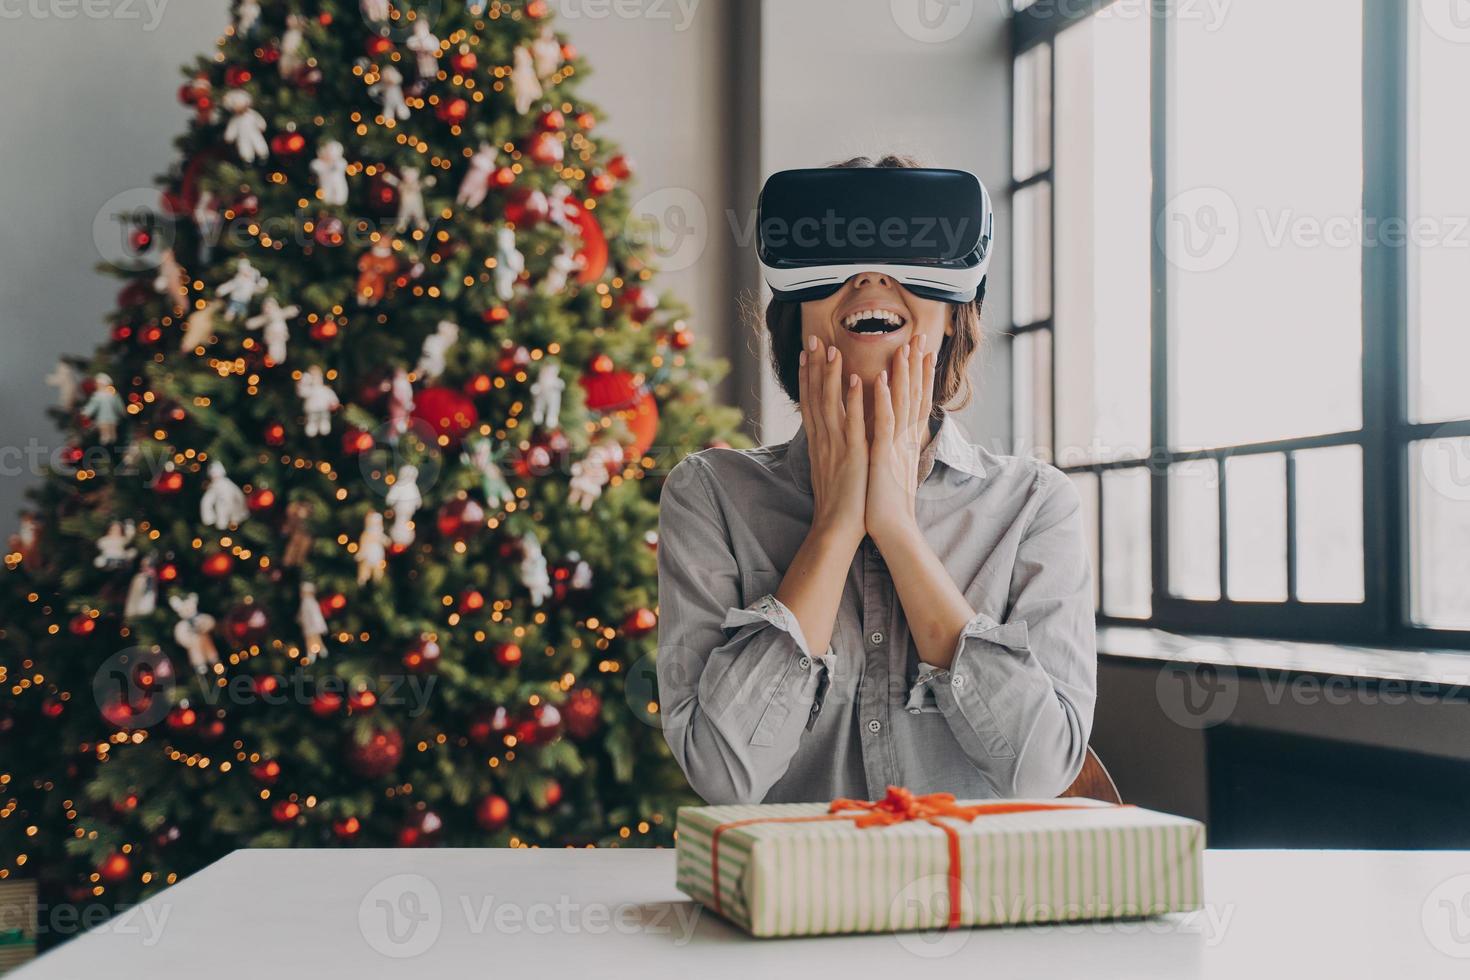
[866,333,937,549]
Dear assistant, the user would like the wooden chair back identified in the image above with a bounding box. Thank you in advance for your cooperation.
[1059,746,1122,804]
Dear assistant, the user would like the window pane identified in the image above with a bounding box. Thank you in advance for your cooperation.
[1054,10,1152,466]
[1410,437,1470,629]
[1295,445,1364,603]
[1011,329,1053,462]
[1225,454,1287,602]
[1167,0,1363,449]
[1102,466,1151,618]
[1069,471,1102,609]
[1169,459,1220,600]
[1013,43,1052,181]
[1012,182,1052,327]
[1409,2,1470,423]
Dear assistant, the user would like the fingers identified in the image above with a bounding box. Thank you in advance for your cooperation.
[891,343,910,436]
[821,340,847,445]
[873,367,894,448]
[804,334,828,445]
[918,333,936,429]
[844,370,865,452]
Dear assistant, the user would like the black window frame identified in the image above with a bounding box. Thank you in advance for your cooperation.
[1009,0,1470,651]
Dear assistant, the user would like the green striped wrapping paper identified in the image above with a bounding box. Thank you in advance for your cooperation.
[675,798,1205,938]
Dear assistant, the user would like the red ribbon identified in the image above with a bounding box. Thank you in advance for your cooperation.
[709,786,1128,929]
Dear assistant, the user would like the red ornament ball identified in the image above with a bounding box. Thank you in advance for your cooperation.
[624,607,658,636]
[403,635,442,673]
[436,98,470,125]
[342,428,374,455]
[153,469,185,495]
[435,497,486,541]
[264,422,287,446]
[528,131,564,166]
[607,154,633,180]
[201,552,235,578]
[345,727,403,780]
[251,760,282,785]
[98,852,132,884]
[69,613,96,636]
[310,691,343,718]
[224,66,252,87]
[537,780,563,812]
[564,688,603,740]
[272,800,302,823]
[474,794,510,832]
[494,642,522,668]
[366,36,393,57]
[538,109,565,131]
[313,215,346,247]
[411,386,479,448]
[247,487,276,511]
[398,809,444,847]
[270,131,308,159]
[450,48,478,74]
[223,602,270,646]
[333,816,361,840]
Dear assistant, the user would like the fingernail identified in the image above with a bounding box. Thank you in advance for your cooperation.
[880,370,888,385]
[918,334,927,353]
[807,334,818,351]
[849,373,859,387]
[828,345,837,362]
[799,350,807,366]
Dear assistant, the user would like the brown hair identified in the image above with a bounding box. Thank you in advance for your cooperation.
[761,153,985,415]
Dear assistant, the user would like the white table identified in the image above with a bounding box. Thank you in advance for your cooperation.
[14,848,1470,978]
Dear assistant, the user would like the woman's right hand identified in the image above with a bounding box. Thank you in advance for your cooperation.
[799,334,868,547]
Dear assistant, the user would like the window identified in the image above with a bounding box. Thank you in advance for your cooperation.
[1010,0,1470,649]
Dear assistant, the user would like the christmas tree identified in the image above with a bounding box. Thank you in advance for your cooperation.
[0,0,744,922]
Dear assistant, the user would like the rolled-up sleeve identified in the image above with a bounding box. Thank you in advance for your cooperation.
[655,454,835,805]
[908,467,1096,798]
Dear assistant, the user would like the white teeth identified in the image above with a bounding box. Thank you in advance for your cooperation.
[842,309,906,330]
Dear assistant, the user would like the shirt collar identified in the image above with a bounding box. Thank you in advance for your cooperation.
[784,403,987,495]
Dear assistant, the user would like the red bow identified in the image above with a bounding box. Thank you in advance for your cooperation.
[709,786,1123,930]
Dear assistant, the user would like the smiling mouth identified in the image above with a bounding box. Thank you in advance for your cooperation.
[841,309,908,335]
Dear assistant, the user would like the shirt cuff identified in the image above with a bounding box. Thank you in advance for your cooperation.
[905,611,1031,756]
[720,592,836,666]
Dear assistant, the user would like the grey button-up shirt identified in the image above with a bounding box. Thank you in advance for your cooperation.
[655,405,1097,806]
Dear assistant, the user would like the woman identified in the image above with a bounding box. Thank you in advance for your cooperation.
[656,156,1096,806]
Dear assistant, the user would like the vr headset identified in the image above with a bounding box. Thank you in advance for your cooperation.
[757,167,994,305]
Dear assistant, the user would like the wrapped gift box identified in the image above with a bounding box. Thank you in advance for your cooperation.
[0,879,37,975]
[675,790,1204,938]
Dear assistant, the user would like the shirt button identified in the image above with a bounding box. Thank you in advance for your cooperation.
[951,674,967,689]
[798,656,812,670]
[870,631,884,645]
[866,719,882,734]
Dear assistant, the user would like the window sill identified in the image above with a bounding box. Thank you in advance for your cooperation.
[1098,625,1470,690]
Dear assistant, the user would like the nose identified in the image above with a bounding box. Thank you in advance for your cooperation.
[849,269,895,290]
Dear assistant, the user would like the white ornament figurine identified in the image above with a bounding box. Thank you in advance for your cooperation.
[296,366,340,437]
[532,25,562,80]
[406,20,441,80]
[222,90,269,164]
[94,520,137,571]
[181,300,222,352]
[279,14,307,78]
[384,167,435,233]
[529,360,565,429]
[568,443,614,511]
[245,297,300,363]
[356,511,388,585]
[46,362,78,411]
[370,65,411,122]
[462,436,512,510]
[387,366,415,443]
[298,582,329,661]
[519,533,552,606]
[311,141,350,207]
[80,373,125,444]
[541,242,583,296]
[360,0,389,22]
[568,552,593,590]
[169,593,220,675]
[511,45,543,115]
[235,0,261,35]
[416,320,459,380]
[385,464,422,547]
[194,191,223,263]
[494,226,524,301]
[124,555,159,619]
[547,183,579,232]
[217,258,268,321]
[199,462,249,530]
[457,143,497,210]
[154,248,188,315]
